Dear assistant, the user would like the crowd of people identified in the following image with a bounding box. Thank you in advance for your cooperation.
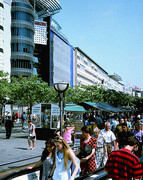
[26,112,143,180]
[2,110,143,179]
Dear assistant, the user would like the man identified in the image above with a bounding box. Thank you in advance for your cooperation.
[115,118,124,136]
[110,116,119,134]
[105,136,143,180]
[5,116,14,139]
[100,122,116,156]
[116,123,131,149]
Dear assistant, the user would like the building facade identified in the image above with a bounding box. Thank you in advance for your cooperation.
[34,17,72,87]
[0,0,4,71]
[0,0,11,77]
[74,47,124,92]
[11,0,35,77]
[74,47,109,87]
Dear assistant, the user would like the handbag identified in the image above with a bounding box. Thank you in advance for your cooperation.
[77,145,92,159]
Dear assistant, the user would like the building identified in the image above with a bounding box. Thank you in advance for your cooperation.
[74,47,109,87]
[34,17,73,87]
[74,47,124,92]
[0,0,61,78]
[108,73,123,92]
[11,0,35,77]
[0,0,11,78]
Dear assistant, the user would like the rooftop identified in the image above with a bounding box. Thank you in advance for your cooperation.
[29,0,62,18]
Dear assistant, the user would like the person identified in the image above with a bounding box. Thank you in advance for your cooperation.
[115,118,124,136]
[28,138,55,180]
[96,115,103,129]
[62,123,75,145]
[116,122,131,149]
[52,136,79,180]
[84,116,89,126]
[132,117,143,130]
[5,116,14,139]
[21,112,26,131]
[110,116,119,134]
[12,112,15,123]
[78,125,97,176]
[100,122,116,156]
[92,127,107,168]
[105,136,143,180]
[28,120,36,150]
[132,123,143,158]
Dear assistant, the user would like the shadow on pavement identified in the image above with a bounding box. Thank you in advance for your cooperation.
[14,147,28,150]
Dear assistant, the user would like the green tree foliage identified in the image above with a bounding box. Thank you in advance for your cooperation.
[0,71,9,104]
[10,75,50,114]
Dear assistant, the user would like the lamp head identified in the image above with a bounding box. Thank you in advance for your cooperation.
[54,82,69,93]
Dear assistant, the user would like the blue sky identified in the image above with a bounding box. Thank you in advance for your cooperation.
[54,0,143,90]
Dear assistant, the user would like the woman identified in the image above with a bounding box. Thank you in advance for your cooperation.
[62,123,75,145]
[28,138,55,180]
[92,127,107,168]
[27,120,36,150]
[53,136,79,180]
[79,125,97,176]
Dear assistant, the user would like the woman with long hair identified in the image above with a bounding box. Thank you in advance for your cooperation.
[53,136,79,180]
[28,138,55,180]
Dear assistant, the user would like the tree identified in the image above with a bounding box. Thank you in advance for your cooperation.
[10,75,49,116]
[0,71,10,119]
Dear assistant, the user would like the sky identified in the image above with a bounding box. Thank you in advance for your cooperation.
[53,0,143,90]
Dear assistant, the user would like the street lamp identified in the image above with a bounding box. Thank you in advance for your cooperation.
[54,82,69,136]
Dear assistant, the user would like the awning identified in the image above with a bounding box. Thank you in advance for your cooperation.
[78,102,132,112]
[64,104,86,112]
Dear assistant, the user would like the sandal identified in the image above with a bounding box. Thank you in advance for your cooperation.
[32,148,35,150]
[28,147,32,150]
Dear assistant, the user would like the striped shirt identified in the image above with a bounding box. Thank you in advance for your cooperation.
[105,148,143,180]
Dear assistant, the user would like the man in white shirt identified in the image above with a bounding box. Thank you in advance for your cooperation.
[100,122,117,156]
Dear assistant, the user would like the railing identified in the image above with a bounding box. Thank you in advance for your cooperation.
[0,145,108,180]
[0,166,108,180]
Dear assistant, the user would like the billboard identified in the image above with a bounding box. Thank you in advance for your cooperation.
[34,20,47,45]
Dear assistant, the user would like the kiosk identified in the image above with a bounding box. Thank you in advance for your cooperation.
[32,103,60,140]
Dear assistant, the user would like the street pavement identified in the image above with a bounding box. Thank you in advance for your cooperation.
[0,122,47,177]
[0,122,80,178]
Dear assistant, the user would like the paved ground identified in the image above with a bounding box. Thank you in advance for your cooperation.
[0,122,80,178]
[0,122,49,176]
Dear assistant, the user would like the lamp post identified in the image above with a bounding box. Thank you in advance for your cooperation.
[54,82,69,136]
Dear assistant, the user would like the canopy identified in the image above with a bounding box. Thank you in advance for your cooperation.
[78,102,131,112]
[64,104,86,112]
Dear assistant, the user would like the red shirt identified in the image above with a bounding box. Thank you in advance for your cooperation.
[105,148,143,180]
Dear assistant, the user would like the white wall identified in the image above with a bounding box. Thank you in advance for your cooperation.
[3,0,11,78]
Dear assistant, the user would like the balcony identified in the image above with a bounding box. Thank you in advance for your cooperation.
[11,68,33,76]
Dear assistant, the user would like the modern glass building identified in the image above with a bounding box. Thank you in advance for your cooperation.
[11,0,35,76]
[10,0,61,77]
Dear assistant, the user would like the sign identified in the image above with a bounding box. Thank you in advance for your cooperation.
[5,105,11,116]
[51,104,60,116]
[32,104,41,115]
[34,20,47,45]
